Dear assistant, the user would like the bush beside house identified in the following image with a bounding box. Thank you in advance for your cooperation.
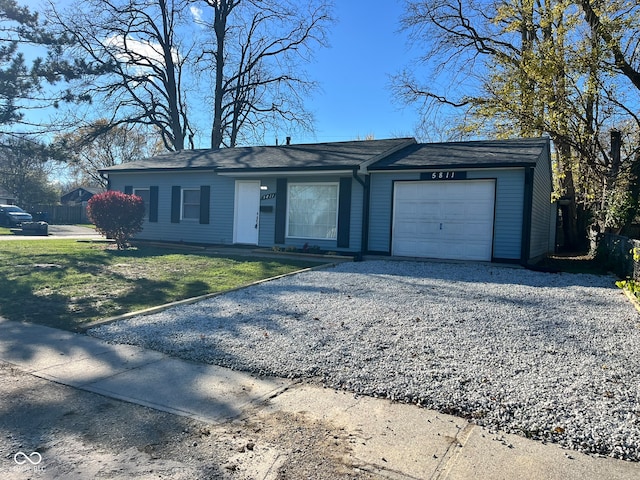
[87,191,145,249]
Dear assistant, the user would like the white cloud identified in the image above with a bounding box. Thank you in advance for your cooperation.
[103,35,180,70]
[190,6,203,25]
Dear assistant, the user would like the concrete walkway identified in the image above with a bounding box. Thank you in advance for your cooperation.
[0,317,638,480]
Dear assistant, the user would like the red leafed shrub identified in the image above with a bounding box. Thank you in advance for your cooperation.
[87,191,145,249]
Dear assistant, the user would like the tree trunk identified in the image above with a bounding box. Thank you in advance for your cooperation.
[159,0,184,151]
[210,2,229,150]
[556,140,582,250]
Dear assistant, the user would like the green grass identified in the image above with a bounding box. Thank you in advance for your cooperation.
[0,226,13,235]
[0,240,317,331]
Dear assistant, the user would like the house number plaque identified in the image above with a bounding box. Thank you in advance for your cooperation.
[421,171,467,180]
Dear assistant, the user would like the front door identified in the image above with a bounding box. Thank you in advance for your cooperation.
[234,180,261,245]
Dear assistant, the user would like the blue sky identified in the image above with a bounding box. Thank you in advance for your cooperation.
[29,0,425,147]
[292,0,422,144]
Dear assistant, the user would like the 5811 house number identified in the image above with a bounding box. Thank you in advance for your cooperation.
[433,171,454,179]
[424,171,467,180]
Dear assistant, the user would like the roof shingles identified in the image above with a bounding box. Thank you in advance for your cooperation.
[100,138,416,173]
[100,137,549,174]
[369,138,549,170]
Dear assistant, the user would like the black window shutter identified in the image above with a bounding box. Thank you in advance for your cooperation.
[275,178,287,244]
[149,186,159,223]
[337,177,352,248]
[171,186,181,223]
[124,185,133,194]
[199,186,210,224]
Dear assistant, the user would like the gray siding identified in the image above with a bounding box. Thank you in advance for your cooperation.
[368,172,419,253]
[368,169,525,260]
[479,169,524,260]
[529,146,554,261]
[110,172,363,252]
[109,171,235,245]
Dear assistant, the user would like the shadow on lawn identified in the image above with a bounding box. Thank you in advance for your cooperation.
[0,267,176,332]
[0,246,195,331]
[0,243,314,332]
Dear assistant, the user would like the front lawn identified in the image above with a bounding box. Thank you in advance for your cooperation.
[0,226,13,235]
[0,240,316,331]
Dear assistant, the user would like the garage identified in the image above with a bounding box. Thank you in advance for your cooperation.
[392,180,496,260]
[367,138,556,264]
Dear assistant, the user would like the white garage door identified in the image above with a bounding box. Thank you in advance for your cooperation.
[392,180,496,261]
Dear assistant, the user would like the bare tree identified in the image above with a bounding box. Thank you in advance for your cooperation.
[50,0,195,151]
[395,0,640,248]
[57,119,163,188]
[196,0,332,148]
[578,0,640,92]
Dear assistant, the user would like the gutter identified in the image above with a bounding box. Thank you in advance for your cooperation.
[368,162,537,172]
[217,168,355,177]
[98,167,217,174]
[359,173,371,259]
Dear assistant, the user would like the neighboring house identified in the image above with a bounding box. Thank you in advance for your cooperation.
[0,187,15,204]
[60,186,105,205]
[99,137,555,264]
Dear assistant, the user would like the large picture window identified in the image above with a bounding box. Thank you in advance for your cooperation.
[287,183,338,239]
[181,188,200,220]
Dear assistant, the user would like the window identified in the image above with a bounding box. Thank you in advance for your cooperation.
[181,188,200,220]
[287,183,338,239]
[133,188,150,219]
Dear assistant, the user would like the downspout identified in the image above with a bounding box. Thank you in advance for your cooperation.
[352,169,369,261]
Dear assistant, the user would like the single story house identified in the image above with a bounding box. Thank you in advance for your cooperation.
[99,137,556,264]
[60,186,105,205]
[0,187,15,204]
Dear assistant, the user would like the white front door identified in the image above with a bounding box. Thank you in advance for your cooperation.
[234,180,261,245]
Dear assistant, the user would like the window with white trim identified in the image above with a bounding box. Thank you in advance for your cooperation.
[181,188,200,220]
[287,182,339,239]
[133,188,150,219]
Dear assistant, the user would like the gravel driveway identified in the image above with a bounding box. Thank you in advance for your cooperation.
[89,260,640,461]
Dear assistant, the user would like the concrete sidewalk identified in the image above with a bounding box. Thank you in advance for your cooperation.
[0,318,638,480]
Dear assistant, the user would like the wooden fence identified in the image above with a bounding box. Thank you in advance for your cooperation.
[30,205,90,225]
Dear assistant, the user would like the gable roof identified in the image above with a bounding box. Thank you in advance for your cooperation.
[100,138,417,174]
[369,137,550,171]
[60,186,105,203]
[62,186,104,196]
